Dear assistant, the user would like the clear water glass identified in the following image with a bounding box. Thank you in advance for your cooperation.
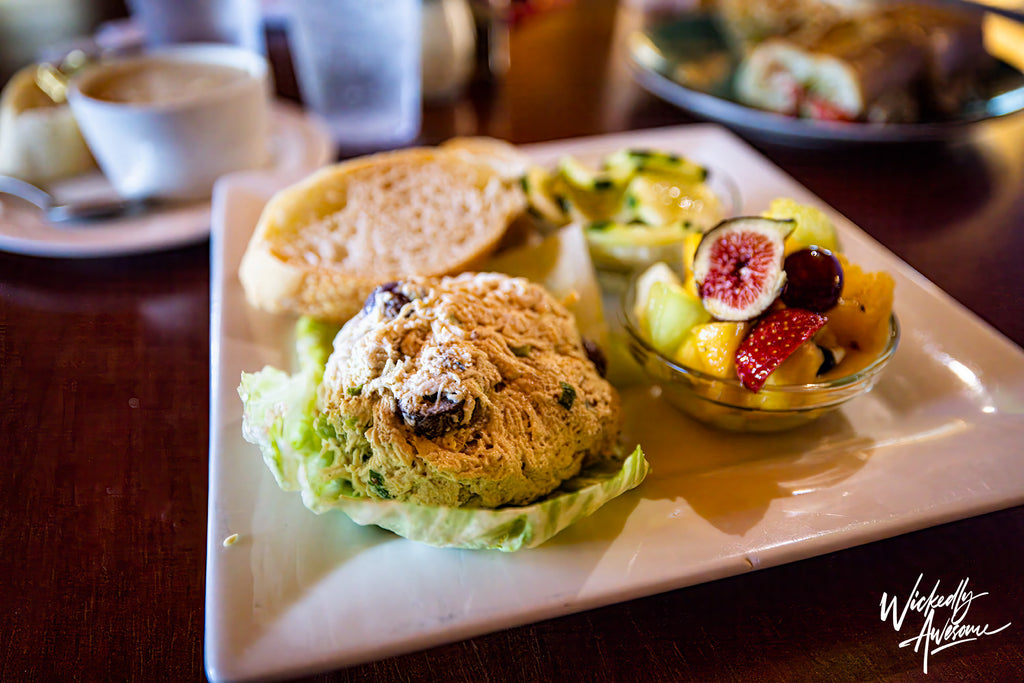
[127,0,266,54]
[288,0,422,152]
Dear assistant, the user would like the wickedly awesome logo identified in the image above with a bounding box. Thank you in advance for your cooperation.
[880,574,1011,674]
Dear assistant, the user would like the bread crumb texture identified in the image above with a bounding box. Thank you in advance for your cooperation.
[317,272,621,508]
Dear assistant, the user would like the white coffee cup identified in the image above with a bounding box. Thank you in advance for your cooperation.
[68,43,271,200]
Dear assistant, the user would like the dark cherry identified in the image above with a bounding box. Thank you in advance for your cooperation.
[782,248,843,312]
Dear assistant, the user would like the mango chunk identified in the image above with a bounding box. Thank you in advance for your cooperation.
[675,322,750,379]
[826,255,895,356]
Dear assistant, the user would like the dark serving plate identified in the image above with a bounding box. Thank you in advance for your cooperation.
[626,13,1024,146]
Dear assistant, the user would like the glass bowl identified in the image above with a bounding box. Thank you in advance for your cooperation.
[618,272,900,432]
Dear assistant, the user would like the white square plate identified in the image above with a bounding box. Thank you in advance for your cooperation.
[205,125,1024,682]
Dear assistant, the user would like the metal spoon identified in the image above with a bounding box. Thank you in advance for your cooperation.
[0,175,156,225]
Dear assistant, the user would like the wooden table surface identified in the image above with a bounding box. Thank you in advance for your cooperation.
[3,2,1023,681]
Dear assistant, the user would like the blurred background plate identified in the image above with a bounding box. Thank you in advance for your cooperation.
[625,12,1024,146]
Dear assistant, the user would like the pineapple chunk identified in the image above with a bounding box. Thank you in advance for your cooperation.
[827,255,895,357]
[675,322,750,379]
[762,197,841,254]
[680,231,702,298]
[764,341,825,386]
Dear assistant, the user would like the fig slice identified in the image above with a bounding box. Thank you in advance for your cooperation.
[692,217,795,321]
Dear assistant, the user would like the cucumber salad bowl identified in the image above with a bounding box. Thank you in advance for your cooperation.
[519,148,741,281]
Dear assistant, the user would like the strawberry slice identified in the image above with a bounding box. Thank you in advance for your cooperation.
[735,308,827,392]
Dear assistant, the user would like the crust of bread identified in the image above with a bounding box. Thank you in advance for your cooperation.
[239,139,528,322]
[439,136,531,180]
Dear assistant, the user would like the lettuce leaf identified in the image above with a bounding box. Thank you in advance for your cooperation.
[327,446,648,551]
[238,316,649,552]
[238,317,340,492]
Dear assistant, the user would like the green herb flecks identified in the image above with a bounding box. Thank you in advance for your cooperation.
[368,470,392,499]
[510,344,533,358]
[557,382,576,410]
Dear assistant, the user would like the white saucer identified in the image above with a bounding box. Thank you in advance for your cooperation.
[0,101,334,258]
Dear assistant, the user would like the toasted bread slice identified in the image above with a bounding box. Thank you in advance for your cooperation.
[239,139,529,322]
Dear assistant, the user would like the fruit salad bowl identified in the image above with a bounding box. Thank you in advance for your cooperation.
[619,271,901,433]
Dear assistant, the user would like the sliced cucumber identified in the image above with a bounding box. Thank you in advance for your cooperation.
[625,174,724,229]
[521,166,570,225]
[558,155,632,192]
[585,221,697,247]
[522,148,725,274]
[603,148,707,184]
[601,149,642,180]
[584,221,698,270]
[559,156,606,191]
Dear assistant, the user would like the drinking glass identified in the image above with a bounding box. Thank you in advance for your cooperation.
[287,0,422,152]
[127,0,266,54]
